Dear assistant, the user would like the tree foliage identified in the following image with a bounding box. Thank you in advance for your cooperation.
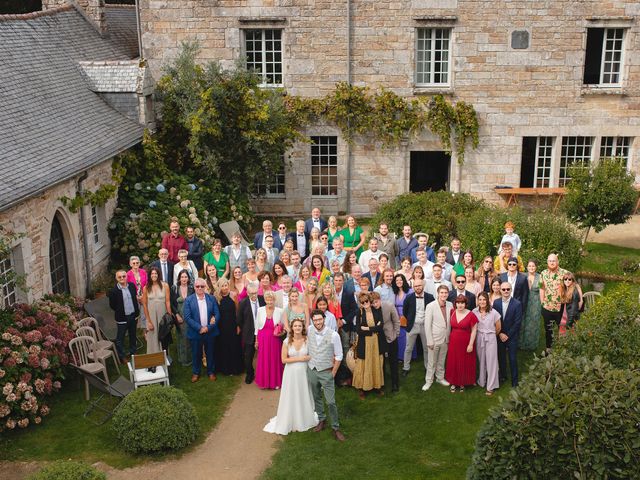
[153,41,300,194]
[563,159,637,241]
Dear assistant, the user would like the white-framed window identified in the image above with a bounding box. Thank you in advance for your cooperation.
[0,253,17,308]
[91,205,100,245]
[244,29,283,87]
[584,28,625,86]
[415,28,451,86]
[600,136,631,167]
[310,136,338,197]
[559,136,594,187]
[256,158,286,197]
[534,137,554,188]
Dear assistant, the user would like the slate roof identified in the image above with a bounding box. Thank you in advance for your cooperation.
[0,5,144,212]
[79,60,143,93]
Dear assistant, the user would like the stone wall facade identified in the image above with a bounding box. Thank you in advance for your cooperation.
[139,0,640,215]
[0,160,117,303]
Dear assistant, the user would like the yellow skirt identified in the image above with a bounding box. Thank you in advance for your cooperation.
[352,334,384,391]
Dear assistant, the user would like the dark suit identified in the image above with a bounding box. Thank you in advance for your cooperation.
[286,231,310,260]
[108,282,140,360]
[401,291,435,372]
[238,296,265,382]
[183,293,220,376]
[336,285,358,383]
[186,237,204,271]
[151,260,175,285]
[499,272,529,309]
[448,289,477,311]
[304,217,328,237]
[362,271,379,291]
[493,297,523,387]
[253,232,283,251]
[445,249,462,266]
[396,236,418,266]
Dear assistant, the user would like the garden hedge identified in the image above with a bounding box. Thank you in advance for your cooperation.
[468,353,640,479]
[28,460,106,480]
[556,283,640,369]
[370,191,582,271]
[112,385,199,454]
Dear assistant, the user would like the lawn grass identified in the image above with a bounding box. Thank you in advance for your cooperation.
[0,345,241,468]
[262,346,540,480]
[580,242,640,280]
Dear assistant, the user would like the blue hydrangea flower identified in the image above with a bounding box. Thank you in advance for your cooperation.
[189,184,197,190]
[156,184,166,193]
[148,200,157,208]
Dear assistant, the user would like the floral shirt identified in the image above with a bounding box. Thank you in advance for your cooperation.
[539,267,568,312]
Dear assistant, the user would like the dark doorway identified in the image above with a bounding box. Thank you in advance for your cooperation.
[49,216,70,294]
[410,151,450,192]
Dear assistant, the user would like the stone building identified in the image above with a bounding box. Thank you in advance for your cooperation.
[0,2,149,306]
[138,0,640,216]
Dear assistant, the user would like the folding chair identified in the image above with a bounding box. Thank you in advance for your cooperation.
[127,350,170,389]
[70,364,134,425]
[69,336,109,400]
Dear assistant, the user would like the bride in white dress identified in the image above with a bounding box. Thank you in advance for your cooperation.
[263,318,318,435]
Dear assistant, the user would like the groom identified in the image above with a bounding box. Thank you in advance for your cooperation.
[307,309,345,441]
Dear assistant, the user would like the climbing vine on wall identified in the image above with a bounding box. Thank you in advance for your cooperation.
[285,83,479,164]
[59,158,126,213]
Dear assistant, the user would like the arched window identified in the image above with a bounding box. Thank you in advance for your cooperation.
[49,216,70,294]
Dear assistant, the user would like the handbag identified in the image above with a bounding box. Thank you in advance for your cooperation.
[399,315,408,328]
[346,336,359,372]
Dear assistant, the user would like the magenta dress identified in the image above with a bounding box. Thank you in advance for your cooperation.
[255,317,284,389]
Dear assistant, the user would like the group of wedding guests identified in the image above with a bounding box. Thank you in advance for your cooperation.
[108,210,583,437]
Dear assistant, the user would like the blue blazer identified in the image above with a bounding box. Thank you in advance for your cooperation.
[183,293,221,340]
[338,285,358,332]
[363,271,379,291]
[304,217,328,237]
[253,232,283,251]
[410,246,435,263]
[402,291,435,332]
[492,297,523,343]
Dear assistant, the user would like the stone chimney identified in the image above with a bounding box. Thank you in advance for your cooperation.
[42,0,107,35]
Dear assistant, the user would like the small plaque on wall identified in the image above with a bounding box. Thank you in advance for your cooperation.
[511,30,530,49]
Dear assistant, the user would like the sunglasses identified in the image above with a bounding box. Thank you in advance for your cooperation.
[508,263,517,266]
[501,288,511,292]
[361,300,370,304]
[563,278,573,282]
[278,226,286,230]
[456,280,466,284]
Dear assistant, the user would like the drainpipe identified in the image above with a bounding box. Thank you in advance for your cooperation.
[77,172,92,297]
[345,0,352,214]
[134,0,144,60]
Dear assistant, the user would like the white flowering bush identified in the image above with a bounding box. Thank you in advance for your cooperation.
[109,172,252,265]
[0,294,84,432]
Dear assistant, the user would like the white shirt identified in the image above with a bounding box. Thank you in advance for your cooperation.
[358,249,381,273]
[413,260,435,279]
[197,295,208,327]
[507,272,517,297]
[313,218,321,230]
[451,250,461,264]
[310,325,343,361]
[501,297,511,314]
[320,310,338,332]
[414,296,426,324]
[296,233,307,256]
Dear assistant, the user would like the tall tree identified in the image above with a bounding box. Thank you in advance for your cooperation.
[564,158,637,245]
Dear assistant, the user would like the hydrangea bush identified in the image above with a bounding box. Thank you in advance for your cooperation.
[109,172,252,266]
[0,295,83,432]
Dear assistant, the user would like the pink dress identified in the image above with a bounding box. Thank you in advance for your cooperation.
[255,317,284,389]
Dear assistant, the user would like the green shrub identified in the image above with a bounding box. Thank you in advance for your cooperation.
[112,386,199,454]
[28,460,106,480]
[458,207,582,271]
[468,353,640,479]
[369,191,488,245]
[556,283,640,369]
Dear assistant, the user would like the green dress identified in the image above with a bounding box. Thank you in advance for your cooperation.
[204,251,229,278]
[327,228,340,248]
[340,226,364,259]
[520,272,542,351]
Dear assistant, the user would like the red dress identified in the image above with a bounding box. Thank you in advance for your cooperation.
[445,310,479,386]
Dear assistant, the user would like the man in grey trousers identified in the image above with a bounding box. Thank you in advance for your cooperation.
[307,309,346,441]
